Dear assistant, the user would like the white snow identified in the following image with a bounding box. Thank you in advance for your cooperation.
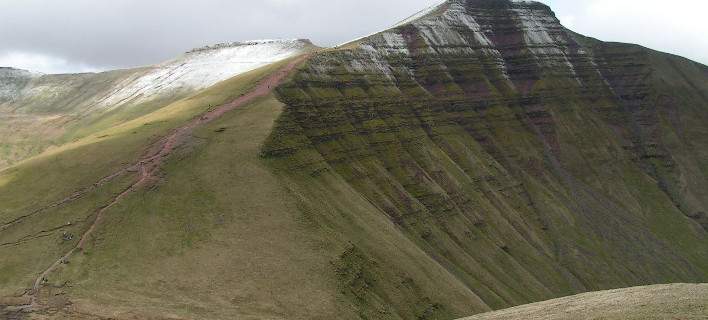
[357,44,397,79]
[0,68,39,101]
[98,39,308,107]
[381,32,410,54]
[409,2,496,52]
[513,9,556,45]
[393,0,447,28]
[512,8,582,84]
[336,0,447,48]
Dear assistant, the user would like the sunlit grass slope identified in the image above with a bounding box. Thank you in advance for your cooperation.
[0,58,306,298]
[459,283,708,320]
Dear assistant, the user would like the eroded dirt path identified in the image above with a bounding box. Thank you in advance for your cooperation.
[0,167,131,234]
[20,54,310,309]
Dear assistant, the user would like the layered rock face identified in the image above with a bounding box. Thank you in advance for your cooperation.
[265,0,708,316]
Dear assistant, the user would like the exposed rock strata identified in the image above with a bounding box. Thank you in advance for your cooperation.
[264,0,708,315]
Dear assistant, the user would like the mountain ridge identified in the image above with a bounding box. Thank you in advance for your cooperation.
[264,0,708,315]
[0,38,314,169]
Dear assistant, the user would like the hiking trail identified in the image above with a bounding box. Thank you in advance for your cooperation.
[19,54,310,310]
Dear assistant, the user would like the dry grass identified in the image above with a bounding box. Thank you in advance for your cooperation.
[460,284,708,320]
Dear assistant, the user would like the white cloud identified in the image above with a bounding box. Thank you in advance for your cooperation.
[548,0,708,65]
[0,51,101,74]
[0,0,706,74]
[557,14,576,29]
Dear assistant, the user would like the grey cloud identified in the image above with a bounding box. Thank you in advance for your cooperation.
[0,0,436,71]
[0,0,706,73]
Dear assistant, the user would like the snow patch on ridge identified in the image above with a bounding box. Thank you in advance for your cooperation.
[0,68,40,101]
[513,8,556,45]
[411,2,512,79]
[512,7,582,83]
[98,39,308,107]
[380,32,411,55]
[336,0,447,48]
[393,0,447,28]
[411,2,499,54]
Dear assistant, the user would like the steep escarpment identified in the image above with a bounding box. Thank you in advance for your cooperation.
[588,42,708,232]
[264,0,708,315]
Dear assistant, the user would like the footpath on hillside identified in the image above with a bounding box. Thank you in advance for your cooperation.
[3,53,310,314]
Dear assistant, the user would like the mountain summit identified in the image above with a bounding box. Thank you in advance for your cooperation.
[1,0,707,319]
[266,0,708,315]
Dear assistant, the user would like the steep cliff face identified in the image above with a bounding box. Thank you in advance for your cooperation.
[265,0,708,314]
[0,39,312,168]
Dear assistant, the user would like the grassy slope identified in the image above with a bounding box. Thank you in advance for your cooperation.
[0,58,305,298]
[2,54,466,319]
[0,69,149,169]
[459,283,708,320]
[48,95,352,319]
[2,51,494,319]
[48,67,487,319]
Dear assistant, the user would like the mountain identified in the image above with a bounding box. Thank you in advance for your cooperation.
[0,39,313,169]
[266,0,708,312]
[1,0,707,319]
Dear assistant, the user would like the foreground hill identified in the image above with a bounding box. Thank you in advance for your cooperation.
[459,283,708,320]
[1,0,707,319]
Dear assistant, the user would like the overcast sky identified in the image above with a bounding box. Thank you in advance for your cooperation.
[0,0,706,74]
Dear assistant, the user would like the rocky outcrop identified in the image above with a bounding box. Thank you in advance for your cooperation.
[265,0,708,316]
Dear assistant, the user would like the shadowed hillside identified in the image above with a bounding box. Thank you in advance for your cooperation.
[264,0,708,315]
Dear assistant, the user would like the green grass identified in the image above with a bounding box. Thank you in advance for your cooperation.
[50,95,353,319]
[0,57,307,299]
